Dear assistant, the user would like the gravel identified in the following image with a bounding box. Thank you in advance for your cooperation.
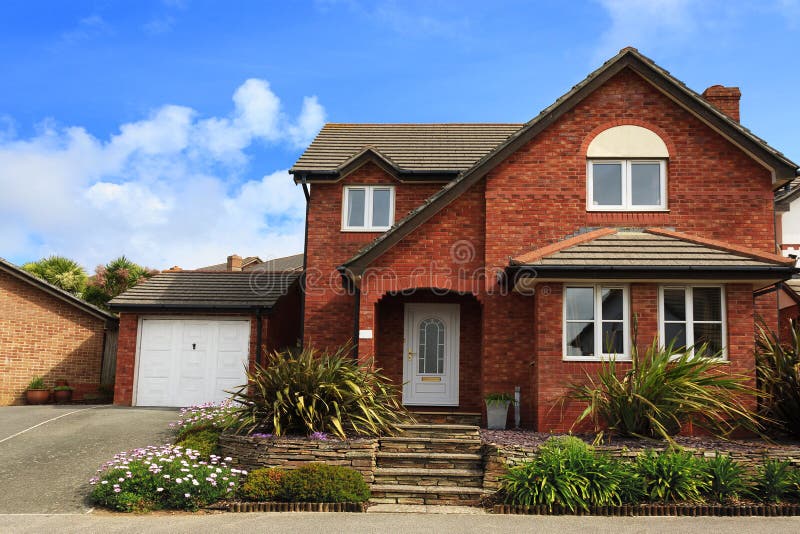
[479,429,800,454]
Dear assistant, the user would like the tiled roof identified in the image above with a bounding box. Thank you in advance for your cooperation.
[0,257,117,321]
[108,271,300,310]
[511,229,794,268]
[291,123,522,173]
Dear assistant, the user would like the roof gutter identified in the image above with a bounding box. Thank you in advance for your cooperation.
[505,264,798,284]
[107,303,276,312]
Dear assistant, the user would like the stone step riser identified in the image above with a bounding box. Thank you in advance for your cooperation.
[369,492,483,506]
[398,430,480,439]
[376,457,482,470]
[373,475,484,487]
[378,442,482,454]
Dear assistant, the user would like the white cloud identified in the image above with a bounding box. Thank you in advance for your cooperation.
[0,79,323,270]
[594,0,697,60]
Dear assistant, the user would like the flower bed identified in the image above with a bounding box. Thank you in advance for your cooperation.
[89,445,245,512]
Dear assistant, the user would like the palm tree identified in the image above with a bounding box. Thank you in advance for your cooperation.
[84,256,157,309]
[22,256,88,295]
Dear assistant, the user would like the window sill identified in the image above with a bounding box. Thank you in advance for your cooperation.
[562,356,632,363]
[341,227,392,233]
[586,208,670,213]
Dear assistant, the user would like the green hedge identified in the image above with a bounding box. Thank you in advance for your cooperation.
[240,464,370,503]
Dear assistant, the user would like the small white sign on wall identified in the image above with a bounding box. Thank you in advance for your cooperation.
[359,329,373,339]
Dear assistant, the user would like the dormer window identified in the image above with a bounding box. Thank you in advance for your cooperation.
[342,185,395,231]
[586,125,669,212]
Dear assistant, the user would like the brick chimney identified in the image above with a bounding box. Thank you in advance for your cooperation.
[702,85,741,122]
[227,254,242,272]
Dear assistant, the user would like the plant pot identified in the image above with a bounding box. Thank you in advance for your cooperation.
[486,400,511,429]
[25,389,50,405]
[53,389,73,404]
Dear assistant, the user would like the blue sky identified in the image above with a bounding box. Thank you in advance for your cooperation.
[1,0,799,270]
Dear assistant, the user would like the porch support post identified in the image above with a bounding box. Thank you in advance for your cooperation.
[357,289,377,366]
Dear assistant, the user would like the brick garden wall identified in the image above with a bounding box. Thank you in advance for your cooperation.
[0,271,108,405]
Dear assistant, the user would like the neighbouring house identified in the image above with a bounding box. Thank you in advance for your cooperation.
[0,257,118,405]
[290,48,798,431]
[109,254,302,406]
[195,253,304,273]
[773,181,800,336]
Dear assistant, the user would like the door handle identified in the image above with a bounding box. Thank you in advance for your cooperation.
[407,349,415,361]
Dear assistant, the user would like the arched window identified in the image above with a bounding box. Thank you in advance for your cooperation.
[418,318,445,374]
[586,125,669,211]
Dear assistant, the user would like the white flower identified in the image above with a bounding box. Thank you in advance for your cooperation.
[184,493,191,498]
[101,481,108,485]
[157,488,164,492]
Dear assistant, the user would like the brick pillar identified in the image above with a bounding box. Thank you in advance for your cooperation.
[357,290,378,366]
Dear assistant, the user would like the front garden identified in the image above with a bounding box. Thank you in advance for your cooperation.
[87,325,800,515]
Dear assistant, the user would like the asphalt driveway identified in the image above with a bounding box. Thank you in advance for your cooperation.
[0,405,177,514]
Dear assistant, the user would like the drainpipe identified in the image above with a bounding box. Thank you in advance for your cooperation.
[255,308,264,365]
[352,283,360,361]
[299,175,311,349]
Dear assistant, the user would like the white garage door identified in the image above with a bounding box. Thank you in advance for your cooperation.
[135,318,251,407]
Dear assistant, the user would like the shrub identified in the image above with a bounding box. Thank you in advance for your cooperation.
[229,345,411,438]
[704,453,749,502]
[240,468,287,501]
[635,450,710,502]
[175,428,221,458]
[753,459,795,503]
[89,445,244,512]
[277,464,370,503]
[171,400,238,441]
[500,436,633,511]
[756,324,800,439]
[568,335,759,441]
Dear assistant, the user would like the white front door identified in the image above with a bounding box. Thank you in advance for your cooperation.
[402,303,459,406]
[135,318,250,407]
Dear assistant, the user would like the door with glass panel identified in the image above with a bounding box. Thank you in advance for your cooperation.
[402,303,460,406]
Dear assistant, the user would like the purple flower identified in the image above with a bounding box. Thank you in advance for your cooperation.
[309,432,328,441]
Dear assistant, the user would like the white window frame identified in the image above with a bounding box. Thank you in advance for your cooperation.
[341,185,395,232]
[587,159,667,211]
[658,285,727,360]
[563,284,630,361]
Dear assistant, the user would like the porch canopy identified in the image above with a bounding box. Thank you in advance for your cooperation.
[506,227,796,291]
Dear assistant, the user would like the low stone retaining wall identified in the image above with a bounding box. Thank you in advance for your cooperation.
[218,433,379,483]
[483,442,800,491]
[226,502,367,513]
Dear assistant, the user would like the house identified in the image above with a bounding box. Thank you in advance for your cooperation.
[195,253,304,273]
[773,182,800,338]
[0,257,118,405]
[109,254,302,406]
[290,48,798,431]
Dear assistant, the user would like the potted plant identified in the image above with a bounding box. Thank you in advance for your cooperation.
[25,376,50,405]
[485,392,514,430]
[53,384,74,404]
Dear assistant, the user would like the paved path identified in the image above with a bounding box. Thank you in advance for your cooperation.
[0,512,798,534]
[0,405,177,514]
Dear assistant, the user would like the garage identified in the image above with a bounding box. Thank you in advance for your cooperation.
[135,318,250,406]
[108,269,302,407]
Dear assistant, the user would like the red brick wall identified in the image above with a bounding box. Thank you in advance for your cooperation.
[265,283,303,358]
[303,162,441,351]
[0,271,108,405]
[114,311,263,406]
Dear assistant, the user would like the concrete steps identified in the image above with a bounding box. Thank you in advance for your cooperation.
[370,423,486,506]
